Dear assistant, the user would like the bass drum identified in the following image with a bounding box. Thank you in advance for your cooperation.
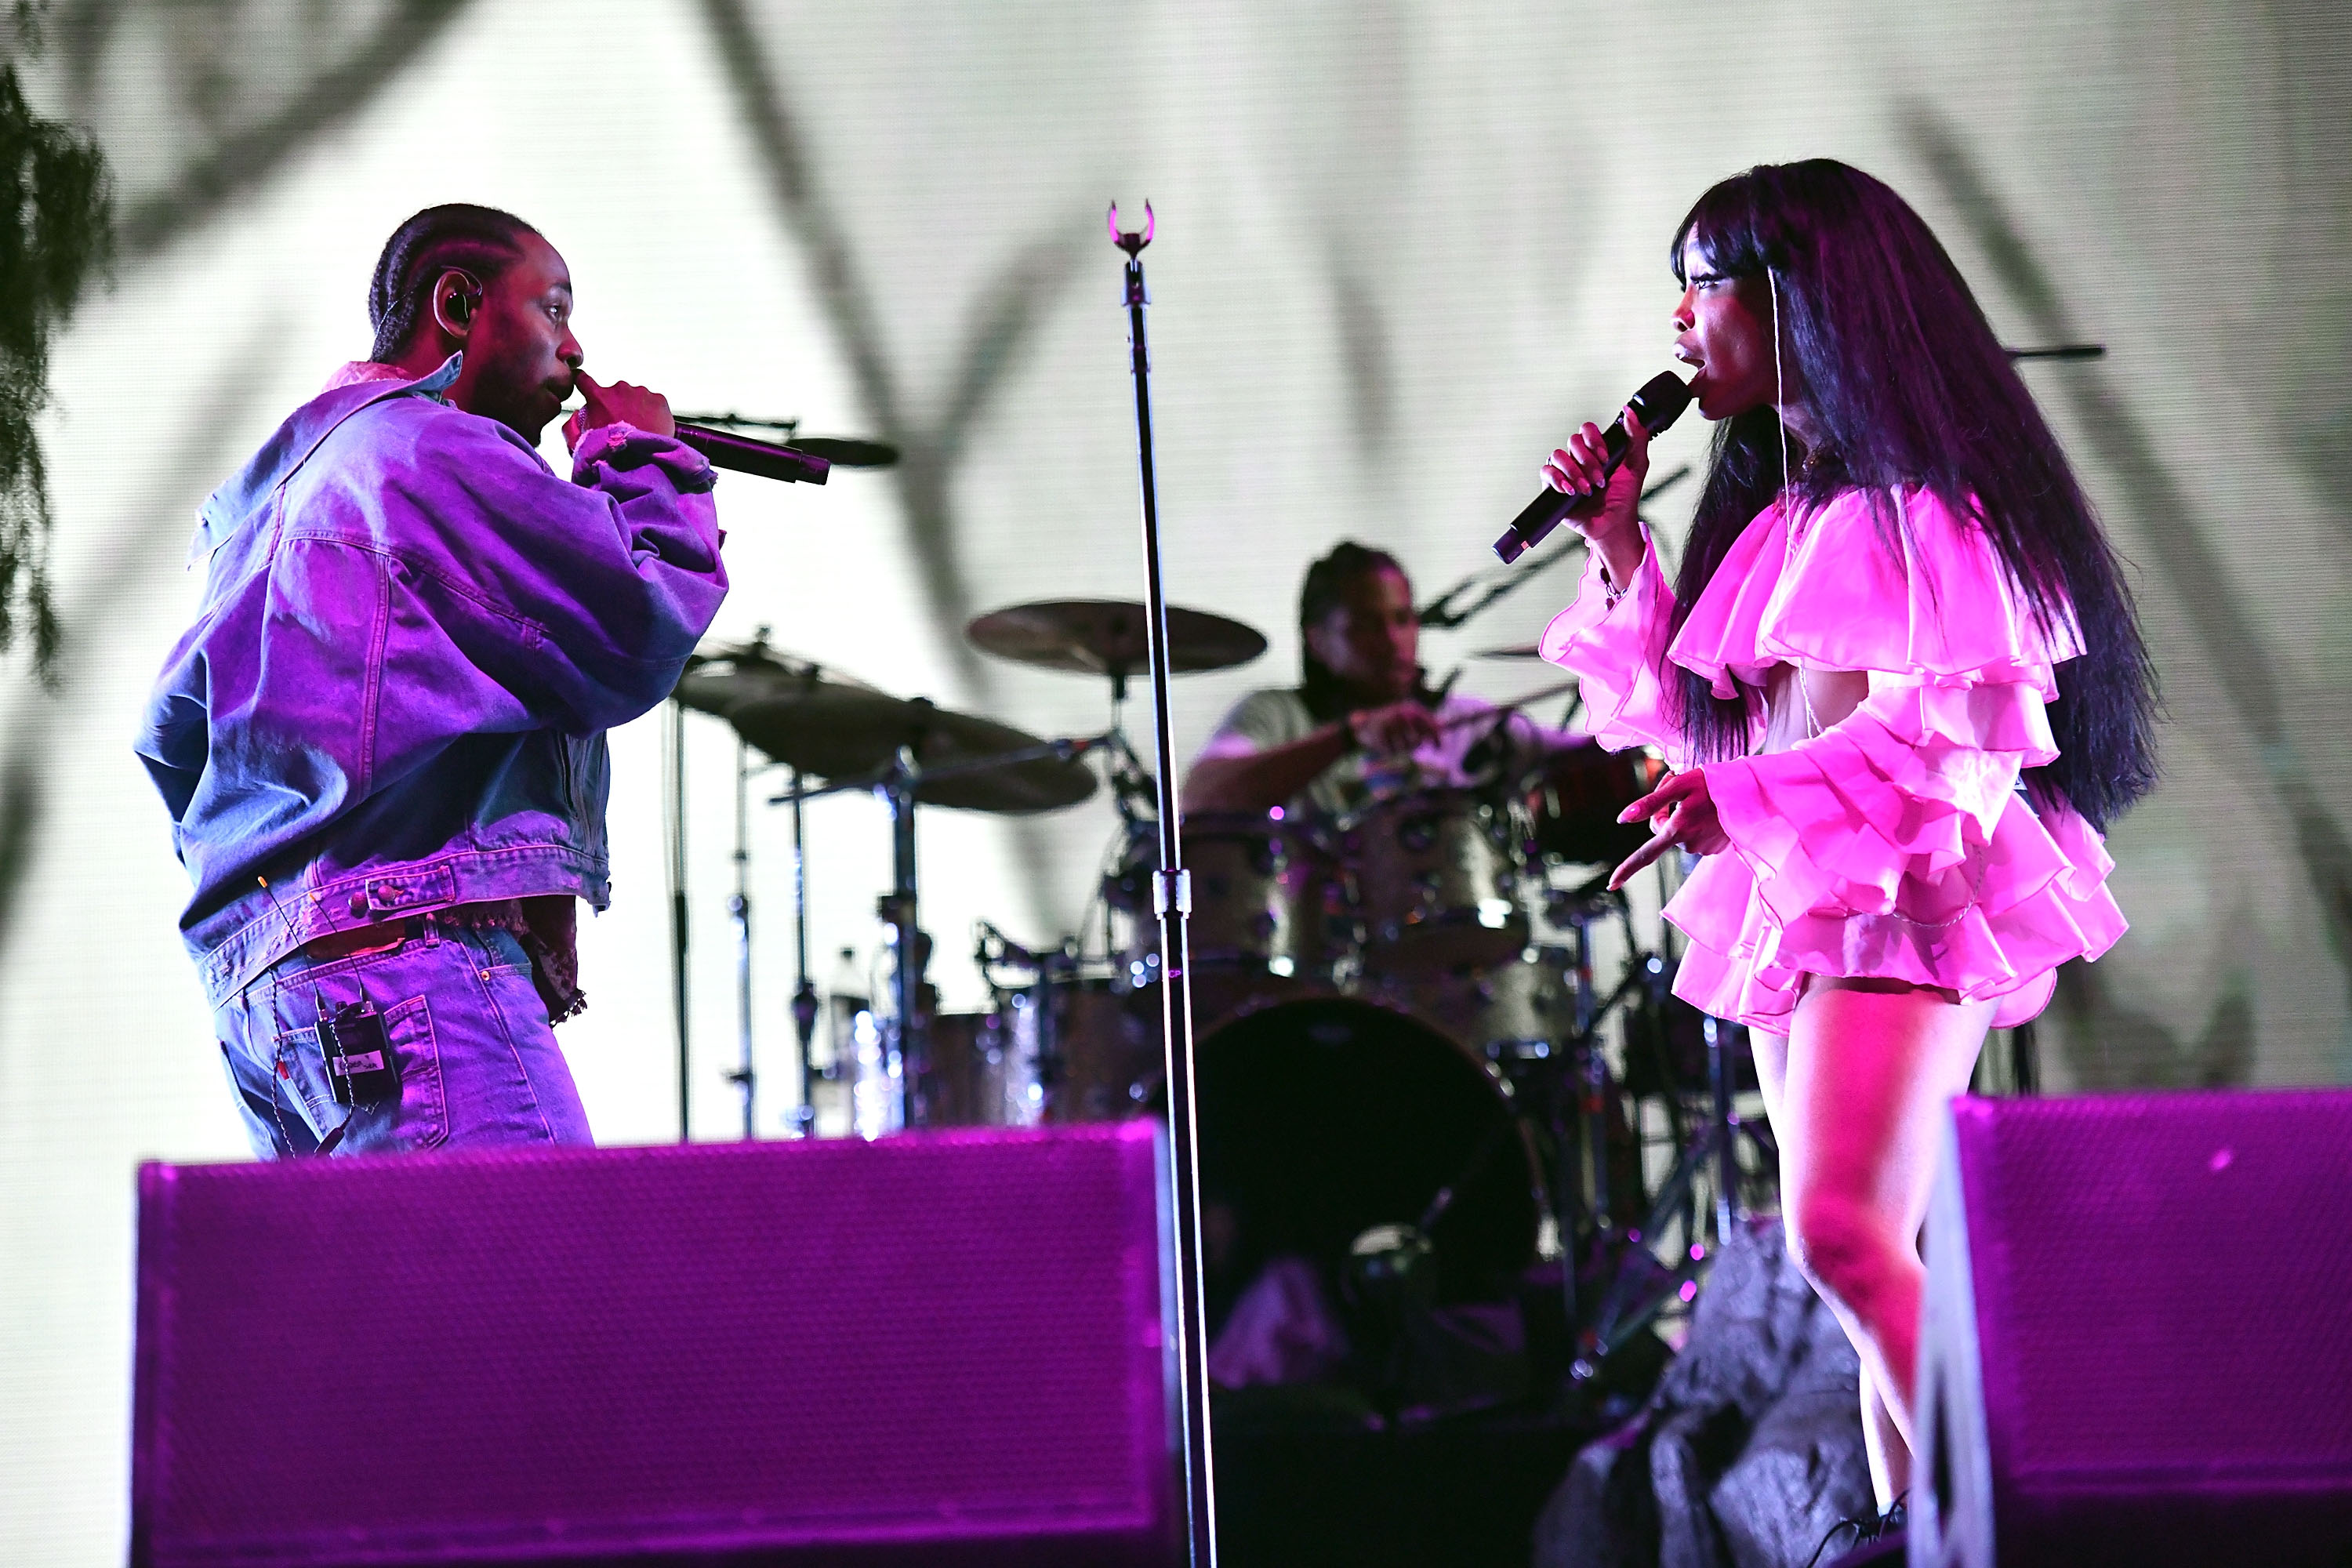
[1194,996,1542,1311]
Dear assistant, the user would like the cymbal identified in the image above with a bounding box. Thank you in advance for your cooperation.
[726,688,1098,815]
[1472,641,1550,661]
[967,599,1267,678]
[673,640,880,719]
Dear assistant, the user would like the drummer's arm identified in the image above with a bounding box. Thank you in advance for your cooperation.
[1183,702,1442,811]
[1181,724,1356,812]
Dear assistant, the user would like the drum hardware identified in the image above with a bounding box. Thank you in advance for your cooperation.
[967,593,1270,973]
[768,725,1121,1131]
[667,632,868,1141]
[1575,1001,1778,1376]
[731,688,1098,815]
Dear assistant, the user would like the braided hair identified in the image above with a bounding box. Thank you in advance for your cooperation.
[1298,539,1426,722]
[365,204,539,364]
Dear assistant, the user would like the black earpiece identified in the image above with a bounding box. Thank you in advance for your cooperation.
[441,269,484,327]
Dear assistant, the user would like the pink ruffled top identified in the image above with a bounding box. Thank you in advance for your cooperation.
[1539,486,2125,1032]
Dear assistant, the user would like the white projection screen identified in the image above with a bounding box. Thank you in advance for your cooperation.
[4,2,2350,1561]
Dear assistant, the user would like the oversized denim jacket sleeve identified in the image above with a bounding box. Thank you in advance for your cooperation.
[139,368,728,1008]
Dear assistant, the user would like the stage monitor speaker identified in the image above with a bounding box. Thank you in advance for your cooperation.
[132,1124,1178,1567]
[1913,1089,2352,1568]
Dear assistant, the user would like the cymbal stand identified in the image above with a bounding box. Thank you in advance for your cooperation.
[1568,866,1780,1370]
[768,726,1123,1134]
[880,742,926,1131]
[786,765,821,1138]
[1111,201,1216,1568]
[722,735,764,1140]
[1577,1008,1778,1370]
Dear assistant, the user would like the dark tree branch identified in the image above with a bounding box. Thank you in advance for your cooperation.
[117,0,474,259]
[699,0,1100,921]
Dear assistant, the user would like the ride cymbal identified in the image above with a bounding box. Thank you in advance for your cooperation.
[967,598,1267,678]
[727,688,1097,815]
[673,640,879,719]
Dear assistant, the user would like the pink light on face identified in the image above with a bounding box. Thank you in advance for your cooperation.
[1679,1280,1699,1303]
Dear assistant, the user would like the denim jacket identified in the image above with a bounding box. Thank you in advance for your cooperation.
[137,357,727,1009]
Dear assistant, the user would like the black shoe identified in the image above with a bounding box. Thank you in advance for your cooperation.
[1806,1492,1907,1568]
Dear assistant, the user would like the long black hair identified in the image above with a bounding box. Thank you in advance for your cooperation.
[365,203,538,364]
[1667,160,2158,830]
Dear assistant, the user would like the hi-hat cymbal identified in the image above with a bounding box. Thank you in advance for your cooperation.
[673,640,880,719]
[727,688,1098,815]
[967,599,1267,678]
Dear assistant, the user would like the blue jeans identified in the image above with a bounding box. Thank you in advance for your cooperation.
[216,914,593,1158]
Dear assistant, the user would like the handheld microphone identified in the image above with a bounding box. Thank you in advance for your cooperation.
[673,422,832,485]
[1493,372,1691,563]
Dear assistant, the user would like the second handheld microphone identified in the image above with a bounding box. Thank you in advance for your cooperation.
[1493,372,1691,564]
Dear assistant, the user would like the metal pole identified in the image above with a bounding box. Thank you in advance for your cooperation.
[789,768,820,1137]
[1707,1015,1737,1246]
[885,752,926,1131]
[1111,201,1217,1568]
[729,736,757,1140]
[670,698,691,1143]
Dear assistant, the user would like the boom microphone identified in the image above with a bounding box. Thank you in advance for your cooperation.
[1493,372,1691,563]
[673,423,832,485]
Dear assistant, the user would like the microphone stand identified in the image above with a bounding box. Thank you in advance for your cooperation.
[666,699,691,1143]
[1111,201,1218,1568]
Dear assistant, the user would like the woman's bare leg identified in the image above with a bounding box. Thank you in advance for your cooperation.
[1765,979,1990,1505]
[1748,1025,1908,1504]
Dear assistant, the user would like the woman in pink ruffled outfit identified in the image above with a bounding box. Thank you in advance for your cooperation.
[1538,161,2158,1510]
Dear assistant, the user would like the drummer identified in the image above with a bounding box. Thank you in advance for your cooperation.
[1183,540,1588,815]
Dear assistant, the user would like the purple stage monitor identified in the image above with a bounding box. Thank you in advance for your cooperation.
[132,1124,1178,1566]
[1915,1089,2352,1568]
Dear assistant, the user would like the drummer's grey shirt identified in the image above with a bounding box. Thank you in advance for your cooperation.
[1194,688,1584,818]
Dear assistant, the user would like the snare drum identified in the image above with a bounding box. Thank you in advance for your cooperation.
[1340,789,1528,974]
[924,975,1164,1127]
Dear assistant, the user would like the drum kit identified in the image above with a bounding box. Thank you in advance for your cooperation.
[668,586,1772,1378]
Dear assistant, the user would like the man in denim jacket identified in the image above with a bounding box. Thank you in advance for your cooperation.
[138,205,728,1157]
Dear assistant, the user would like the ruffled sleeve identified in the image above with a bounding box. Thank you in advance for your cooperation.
[1751,487,2082,697]
[1538,524,1687,761]
[1630,485,2122,1029]
[1707,680,2060,927]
